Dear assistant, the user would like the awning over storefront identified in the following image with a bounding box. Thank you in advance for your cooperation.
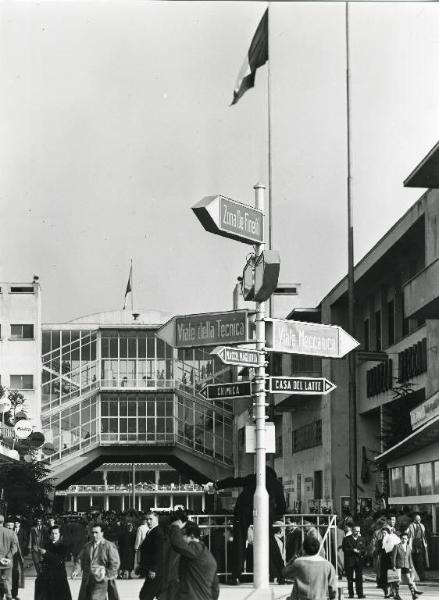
[375,413,439,464]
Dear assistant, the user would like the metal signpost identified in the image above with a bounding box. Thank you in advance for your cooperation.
[269,376,337,395]
[193,184,271,595]
[199,381,252,400]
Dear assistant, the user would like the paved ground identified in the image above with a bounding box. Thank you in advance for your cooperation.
[12,576,439,600]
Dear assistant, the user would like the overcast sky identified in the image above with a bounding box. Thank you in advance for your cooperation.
[1,1,438,323]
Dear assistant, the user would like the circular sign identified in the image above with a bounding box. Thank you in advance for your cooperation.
[14,420,34,439]
[29,431,45,449]
[0,399,11,414]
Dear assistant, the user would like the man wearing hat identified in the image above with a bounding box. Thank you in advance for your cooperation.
[72,523,120,600]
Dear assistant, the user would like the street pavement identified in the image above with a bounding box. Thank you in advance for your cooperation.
[13,577,439,600]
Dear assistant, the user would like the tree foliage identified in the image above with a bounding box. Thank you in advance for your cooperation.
[0,457,53,518]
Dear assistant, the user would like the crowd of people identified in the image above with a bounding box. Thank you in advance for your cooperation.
[0,473,433,600]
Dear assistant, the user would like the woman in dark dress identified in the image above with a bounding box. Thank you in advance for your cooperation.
[117,521,136,578]
[34,525,72,600]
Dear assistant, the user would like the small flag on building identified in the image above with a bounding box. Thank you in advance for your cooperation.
[123,264,132,310]
[231,9,268,105]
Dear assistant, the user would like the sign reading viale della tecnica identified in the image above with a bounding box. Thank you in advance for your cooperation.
[174,310,249,348]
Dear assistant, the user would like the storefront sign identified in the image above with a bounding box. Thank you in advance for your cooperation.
[410,390,439,430]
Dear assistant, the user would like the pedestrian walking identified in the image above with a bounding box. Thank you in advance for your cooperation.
[72,523,120,600]
[390,531,423,600]
[169,519,219,600]
[29,518,47,576]
[375,526,396,599]
[134,516,149,568]
[407,514,429,581]
[138,511,165,600]
[210,465,286,584]
[0,515,18,600]
[282,535,337,600]
[34,525,72,600]
[159,509,189,600]
[5,519,24,600]
[285,518,302,563]
[117,522,136,579]
[342,523,366,599]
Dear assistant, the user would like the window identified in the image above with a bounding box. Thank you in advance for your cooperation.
[10,324,34,339]
[390,467,403,496]
[375,310,382,351]
[292,420,322,453]
[434,462,439,495]
[10,375,34,390]
[364,319,370,351]
[418,463,433,495]
[403,465,417,496]
[387,300,395,346]
[10,286,34,293]
[314,470,323,500]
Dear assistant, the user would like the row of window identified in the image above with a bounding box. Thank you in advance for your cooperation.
[0,375,34,390]
[272,420,323,456]
[0,324,34,339]
[390,461,439,497]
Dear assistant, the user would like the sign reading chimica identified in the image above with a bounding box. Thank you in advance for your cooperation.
[155,310,249,349]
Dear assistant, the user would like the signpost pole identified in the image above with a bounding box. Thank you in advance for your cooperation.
[253,182,269,591]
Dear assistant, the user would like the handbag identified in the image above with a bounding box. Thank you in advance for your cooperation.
[387,568,401,583]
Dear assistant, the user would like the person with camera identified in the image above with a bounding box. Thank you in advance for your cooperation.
[72,523,120,600]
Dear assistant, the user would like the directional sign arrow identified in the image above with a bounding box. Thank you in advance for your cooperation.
[269,376,337,395]
[192,195,264,245]
[265,319,359,358]
[199,381,252,400]
[211,346,262,367]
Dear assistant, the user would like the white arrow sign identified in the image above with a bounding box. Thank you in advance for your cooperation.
[211,346,262,367]
[265,319,359,358]
[269,376,337,395]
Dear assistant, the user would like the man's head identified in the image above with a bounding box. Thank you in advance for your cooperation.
[352,525,361,538]
[14,519,20,529]
[91,524,104,543]
[182,522,200,544]
[5,521,13,531]
[302,535,320,556]
[414,513,422,524]
[388,515,396,527]
[36,518,43,527]
[50,526,61,543]
[47,517,55,527]
[146,512,159,529]
[401,532,409,544]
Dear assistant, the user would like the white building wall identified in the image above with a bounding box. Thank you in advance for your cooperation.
[0,281,42,423]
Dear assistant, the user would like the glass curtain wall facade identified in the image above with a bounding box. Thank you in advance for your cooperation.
[41,326,235,467]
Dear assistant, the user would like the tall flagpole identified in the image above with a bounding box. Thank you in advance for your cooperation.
[345,2,358,519]
[267,3,273,321]
[130,259,134,313]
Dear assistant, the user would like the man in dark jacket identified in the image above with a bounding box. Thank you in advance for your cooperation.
[341,524,367,599]
[5,519,25,600]
[0,515,18,600]
[138,511,165,600]
[169,520,219,600]
[212,465,286,584]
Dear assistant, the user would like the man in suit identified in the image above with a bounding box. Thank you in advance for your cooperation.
[5,519,25,600]
[211,465,286,584]
[138,511,165,600]
[407,513,429,581]
[342,524,367,599]
[169,519,219,600]
[0,515,18,600]
[72,523,120,600]
[29,518,47,575]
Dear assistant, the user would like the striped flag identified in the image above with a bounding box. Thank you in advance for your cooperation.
[231,9,268,105]
[123,264,132,310]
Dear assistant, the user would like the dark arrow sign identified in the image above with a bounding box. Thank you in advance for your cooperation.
[269,376,337,395]
[199,381,252,400]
